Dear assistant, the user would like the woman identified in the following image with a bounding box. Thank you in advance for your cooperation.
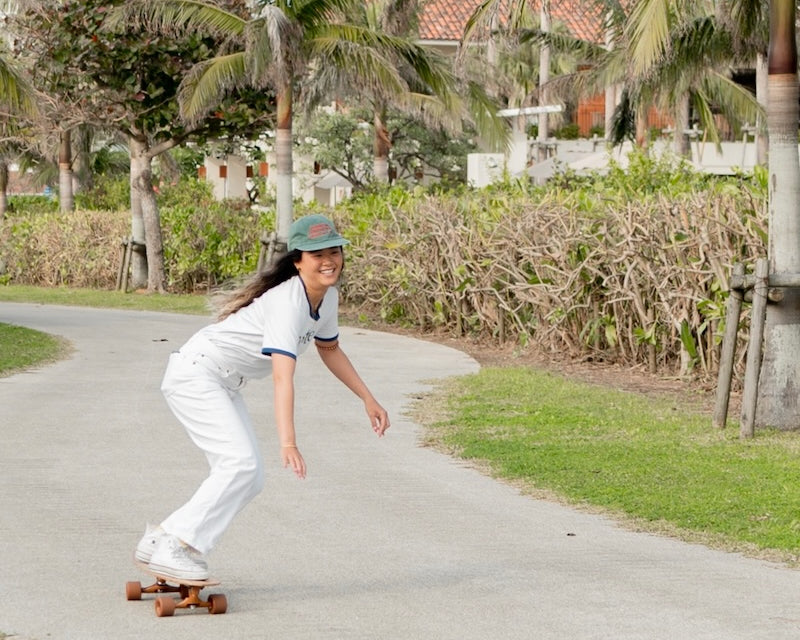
[134,214,390,580]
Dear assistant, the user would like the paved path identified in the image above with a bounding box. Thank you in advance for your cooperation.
[2,302,800,639]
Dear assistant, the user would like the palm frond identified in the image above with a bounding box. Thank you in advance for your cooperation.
[105,0,245,38]
[464,80,510,152]
[0,57,37,118]
[626,0,672,75]
[178,52,247,125]
[463,0,503,46]
[699,71,764,133]
[244,9,295,89]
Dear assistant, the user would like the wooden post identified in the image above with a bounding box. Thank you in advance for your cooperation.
[740,258,769,439]
[121,236,136,292]
[712,263,745,428]
[116,238,128,291]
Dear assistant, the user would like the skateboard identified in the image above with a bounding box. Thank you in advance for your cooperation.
[126,560,227,617]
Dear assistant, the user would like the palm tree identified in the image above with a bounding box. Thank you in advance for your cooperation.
[112,0,483,246]
[302,0,507,183]
[0,40,38,218]
[619,0,763,152]
[752,0,800,431]
[512,0,762,155]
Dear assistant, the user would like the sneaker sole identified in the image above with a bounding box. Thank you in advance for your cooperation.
[147,562,209,582]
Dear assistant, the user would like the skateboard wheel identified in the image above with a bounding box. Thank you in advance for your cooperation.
[208,593,227,615]
[155,596,176,617]
[125,581,142,601]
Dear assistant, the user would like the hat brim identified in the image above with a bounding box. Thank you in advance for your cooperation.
[291,237,351,252]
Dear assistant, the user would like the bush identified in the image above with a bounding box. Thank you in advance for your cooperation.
[0,208,128,287]
[74,175,131,211]
[336,155,768,383]
[0,156,770,385]
[160,181,273,292]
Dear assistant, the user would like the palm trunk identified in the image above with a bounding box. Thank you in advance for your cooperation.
[275,84,294,250]
[536,0,551,162]
[673,95,690,157]
[59,129,74,213]
[373,109,391,182]
[756,52,769,165]
[0,161,7,220]
[755,0,800,429]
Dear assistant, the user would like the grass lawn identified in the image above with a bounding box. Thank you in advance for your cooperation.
[0,322,71,377]
[4,284,800,564]
[418,367,800,564]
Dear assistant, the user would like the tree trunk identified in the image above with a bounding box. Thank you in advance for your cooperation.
[0,161,7,220]
[673,94,690,157]
[130,136,167,293]
[58,129,74,213]
[536,0,551,162]
[275,85,294,249]
[756,52,769,165]
[128,136,148,290]
[755,0,800,430]
[373,109,391,182]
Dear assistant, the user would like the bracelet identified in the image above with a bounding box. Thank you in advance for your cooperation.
[316,342,339,351]
[281,444,298,448]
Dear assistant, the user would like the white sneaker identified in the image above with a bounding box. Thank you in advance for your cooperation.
[148,534,209,581]
[134,524,165,563]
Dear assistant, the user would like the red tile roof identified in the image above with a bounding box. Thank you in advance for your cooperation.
[418,0,605,44]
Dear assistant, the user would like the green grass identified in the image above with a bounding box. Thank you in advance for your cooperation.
[0,323,71,376]
[420,367,800,564]
[0,284,209,315]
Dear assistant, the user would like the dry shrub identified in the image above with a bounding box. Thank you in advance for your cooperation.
[0,209,128,288]
[343,187,766,382]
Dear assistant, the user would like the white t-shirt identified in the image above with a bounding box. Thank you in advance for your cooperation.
[193,275,339,379]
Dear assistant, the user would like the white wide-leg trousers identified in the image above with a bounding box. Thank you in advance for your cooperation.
[159,338,265,554]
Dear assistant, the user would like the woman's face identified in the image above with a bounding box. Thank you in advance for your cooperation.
[294,246,344,291]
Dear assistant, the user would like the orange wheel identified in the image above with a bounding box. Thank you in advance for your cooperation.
[125,581,142,601]
[208,593,227,615]
[155,596,176,617]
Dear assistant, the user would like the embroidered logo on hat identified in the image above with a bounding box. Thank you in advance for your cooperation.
[288,214,351,252]
[307,222,333,239]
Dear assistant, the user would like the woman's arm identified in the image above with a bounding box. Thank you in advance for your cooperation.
[271,353,306,479]
[316,341,390,436]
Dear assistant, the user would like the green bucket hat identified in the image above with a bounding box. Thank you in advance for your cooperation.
[288,214,350,252]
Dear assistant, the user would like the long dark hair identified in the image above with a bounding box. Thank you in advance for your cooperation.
[213,250,303,321]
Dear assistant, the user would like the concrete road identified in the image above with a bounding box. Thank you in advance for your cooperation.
[2,302,800,640]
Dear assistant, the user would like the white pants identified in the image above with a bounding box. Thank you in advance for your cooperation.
[159,337,264,554]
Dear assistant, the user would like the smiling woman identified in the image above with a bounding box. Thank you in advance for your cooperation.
[0,323,71,376]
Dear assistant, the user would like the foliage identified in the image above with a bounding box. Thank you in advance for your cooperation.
[159,180,272,291]
[0,179,272,292]
[296,108,479,189]
[7,195,58,214]
[15,0,274,145]
[74,175,131,212]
